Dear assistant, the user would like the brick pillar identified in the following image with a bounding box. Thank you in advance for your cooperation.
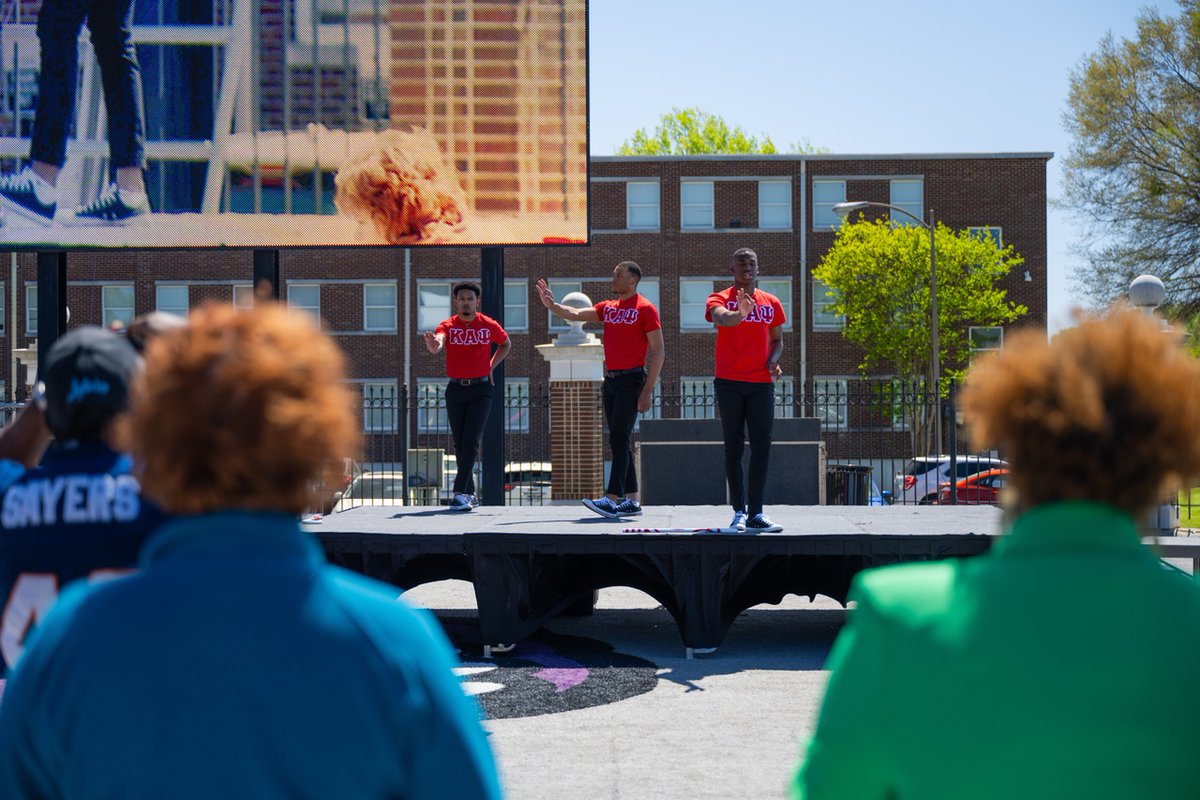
[549,381,605,499]
[536,293,606,501]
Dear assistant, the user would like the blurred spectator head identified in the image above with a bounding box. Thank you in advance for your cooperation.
[38,326,139,443]
[129,302,360,515]
[963,309,1200,515]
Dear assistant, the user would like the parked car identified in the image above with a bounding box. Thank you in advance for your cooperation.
[939,468,1009,505]
[504,461,552,505]
[868,480,894,506]
[331,470,436,512]
[895,455,1008,505]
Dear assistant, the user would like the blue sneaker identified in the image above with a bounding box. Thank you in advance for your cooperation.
[449,493,473,511]
[582,496,621,519]
[746,513,783,532]
[65,182,150,225]
[614,498,642,516]
[0,167,56,225]
[727,509,748,533]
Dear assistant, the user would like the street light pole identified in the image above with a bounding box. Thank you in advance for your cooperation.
[832,200,940,454]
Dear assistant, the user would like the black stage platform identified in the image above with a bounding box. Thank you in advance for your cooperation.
[311,504,1003,656]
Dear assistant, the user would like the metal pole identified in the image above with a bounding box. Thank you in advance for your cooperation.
[480,247,505,506]
[929,208,940,456]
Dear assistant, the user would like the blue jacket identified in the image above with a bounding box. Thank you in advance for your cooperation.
[0,510,501,800]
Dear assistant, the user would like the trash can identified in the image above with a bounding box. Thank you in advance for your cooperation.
[826,464,873,505]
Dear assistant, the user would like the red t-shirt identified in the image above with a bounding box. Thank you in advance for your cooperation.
[434,313,508,379]
[593,293,662,371]
[705,286,786,383]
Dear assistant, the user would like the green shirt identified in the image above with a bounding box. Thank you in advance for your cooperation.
[793,501,1200,800]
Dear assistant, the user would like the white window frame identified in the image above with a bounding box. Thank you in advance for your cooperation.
[363,283,397,332]
[680,180,714,230]
[969,226,1003,248]
[757,278,792,332]
[415,379,448,434]
[155,285,189,318]
[679,378,717,420]
[626,181,660,231]
[889,179,925,227]
[362,380,398,433]
[504,278,529,332]
[812,180,846,230]
[417,281,451,331]
[102,284,135,329]
[233,284,255,310]
[812,277,844,330]
[758,180,791,229]
[547,280,582,332]
[288,283,321,324]
[814,378,849,430]
[970,326,1004,356]
[504,379,531,433]
[680,278,715,331]
[25,284,36,337]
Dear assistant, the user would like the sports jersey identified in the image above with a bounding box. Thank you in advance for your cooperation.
[706,286,786,382]
[0,510,501,800]
[0,441,166,678]
[593,293,662,371]
[435,313,508,380]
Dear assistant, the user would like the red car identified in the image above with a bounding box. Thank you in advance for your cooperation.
[938,468,1009,505]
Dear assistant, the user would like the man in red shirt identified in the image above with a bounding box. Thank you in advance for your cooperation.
[706,248,786,532]
[537,261,665,518]
[424,282,511,510]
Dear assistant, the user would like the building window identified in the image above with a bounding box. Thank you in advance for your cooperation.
[626,181,660,230]
[889,179,924,226]
[758,180,791,229]
[503,279,528,331]
[363,283,397,332]
[288,284,321,324]
[362,381,398,433]
[813,378,848,430]
[233,284,254,310]
[812,278,844,330]
[679,378,716,419]
[417,282,450,331]
[25,285,36,336]
[103,285,135,329]
[774,375,795,418]
[758,278,792,331]
[969,226,1003,248]
[547,280,582,332]
[155,285,189,318]
[970,326,1004,357]
[812,180,846,230]
[634,277,660,310]
[680,180,714,230]
[415,380,448,434]
[504,379,530,433]
[680,278,715,330]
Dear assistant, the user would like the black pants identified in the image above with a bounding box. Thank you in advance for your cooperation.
[445,381,493,495]
[33,0,146,171]
[714,378,774,516]
[603,371,645,497]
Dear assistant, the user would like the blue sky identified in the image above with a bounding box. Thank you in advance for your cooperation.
[588,0,1171,333]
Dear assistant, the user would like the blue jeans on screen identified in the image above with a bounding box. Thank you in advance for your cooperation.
[32,0,147,172]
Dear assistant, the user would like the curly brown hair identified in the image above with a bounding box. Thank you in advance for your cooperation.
[962,309,1200,515]
[128,302,361,515]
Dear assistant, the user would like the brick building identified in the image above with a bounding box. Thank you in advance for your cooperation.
[0,151,1049,468]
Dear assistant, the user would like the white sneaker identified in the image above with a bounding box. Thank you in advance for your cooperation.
[728,509,748,533]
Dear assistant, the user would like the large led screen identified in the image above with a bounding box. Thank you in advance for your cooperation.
[0,0,588,248]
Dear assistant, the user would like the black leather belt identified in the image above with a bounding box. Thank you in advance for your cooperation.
[449,376,489,387]
[604,367,646,379]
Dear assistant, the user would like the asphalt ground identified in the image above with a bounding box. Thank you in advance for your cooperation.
[404,548,1199,800]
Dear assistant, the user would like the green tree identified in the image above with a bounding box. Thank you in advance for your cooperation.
[813,217,1028,451]
[617,107,815,155]
[1062,2,1200,311]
